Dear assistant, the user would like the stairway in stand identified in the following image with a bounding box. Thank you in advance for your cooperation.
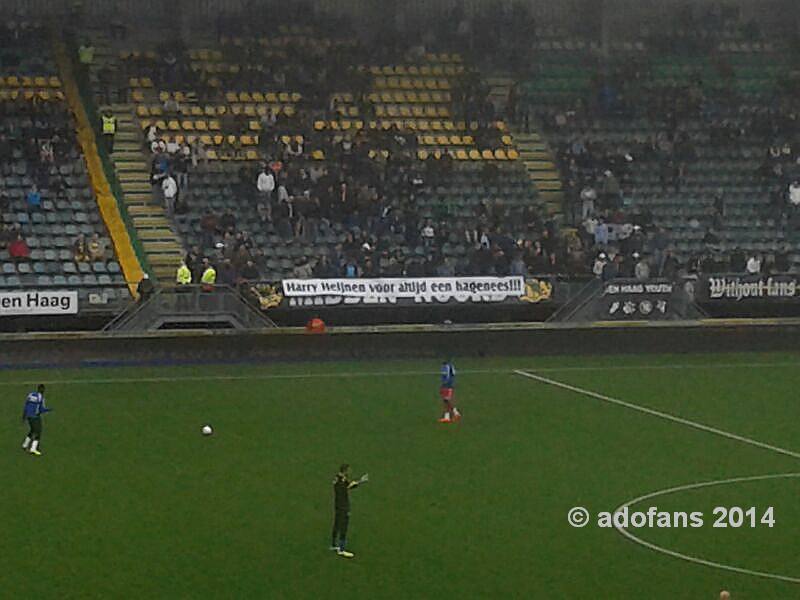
[514,131,564,217]
[104,103,184,284]
[485,74,564,218]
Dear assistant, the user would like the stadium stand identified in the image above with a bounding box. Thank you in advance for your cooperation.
[82,17,555,283]
[503,14,800,278]
[77,2,800,287]
[0,20,127,307]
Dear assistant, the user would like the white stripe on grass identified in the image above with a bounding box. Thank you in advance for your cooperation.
[0,360,798,387]
[514,370,800,460]
[613,473,800,584]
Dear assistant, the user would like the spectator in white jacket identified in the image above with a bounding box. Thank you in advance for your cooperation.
[746,254,761,274]
[789,180,800,207]
[162,173,178,215]
[257,167,275,202]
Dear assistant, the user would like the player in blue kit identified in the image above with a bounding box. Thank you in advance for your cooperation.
[438,360,461,423]
[22,384,51,456]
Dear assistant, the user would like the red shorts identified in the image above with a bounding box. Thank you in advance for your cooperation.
[439,387,454,402]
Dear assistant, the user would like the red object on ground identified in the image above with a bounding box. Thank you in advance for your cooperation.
[306,317,326,333]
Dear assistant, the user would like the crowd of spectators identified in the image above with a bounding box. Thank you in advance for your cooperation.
[532,40,800,280]
[119,13,551,283]
[0,97,112,268]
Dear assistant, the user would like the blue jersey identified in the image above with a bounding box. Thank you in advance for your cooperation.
[23,392,48,418]
[440,363,456,388]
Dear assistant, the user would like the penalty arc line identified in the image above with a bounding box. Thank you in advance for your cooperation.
[513,370,800,461]
[613,473,800,584]
[513,369,800,583]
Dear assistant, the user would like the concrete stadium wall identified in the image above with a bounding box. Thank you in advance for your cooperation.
[1,319,798,369]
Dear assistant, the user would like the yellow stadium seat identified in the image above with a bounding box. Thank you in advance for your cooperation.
[495,149,508,160]
[239,92,252,103]
[252,92,265,103]
[140,119,152,130]
[208,120,220,131]
[249,120,261,131]
[246,149,259,161]
[225,92,238,103]
[175,135,185,145]
[158,91,170,102]
[181,121,195,131]
[149,105,163,116]
[313,120,326,131]
[417,149,429,160]
[501,135,513,146]
[167,120,180,131]
[206,149,218,160]
[507,149,520,160]
[455,149,468,160]
[140,77,153,88]
[482,149,495,160]
[244,105,256,117]
[136,106,149,117]
[469,149,481,160]
[155,120,168,130]
[195,120,208,131]
[283,106,295,117]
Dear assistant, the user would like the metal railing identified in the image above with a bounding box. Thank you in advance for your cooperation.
[103,284,277,331]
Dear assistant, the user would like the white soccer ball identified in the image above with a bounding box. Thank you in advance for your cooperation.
[201,425,214,436]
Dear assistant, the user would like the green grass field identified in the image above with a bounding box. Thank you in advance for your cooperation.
[3,352,800,599]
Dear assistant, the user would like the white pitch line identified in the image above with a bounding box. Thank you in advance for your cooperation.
[514,370,800,460]
[0,360,797,388]
[613,473,800,584]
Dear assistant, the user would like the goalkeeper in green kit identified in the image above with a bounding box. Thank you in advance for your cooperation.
[330,464,368,558]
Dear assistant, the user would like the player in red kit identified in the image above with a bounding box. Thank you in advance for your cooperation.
[438,360,461,423]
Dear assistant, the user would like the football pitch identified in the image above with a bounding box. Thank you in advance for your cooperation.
[2,351,800,599]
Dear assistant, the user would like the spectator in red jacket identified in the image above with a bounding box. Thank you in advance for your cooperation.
[8,233,30,261]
